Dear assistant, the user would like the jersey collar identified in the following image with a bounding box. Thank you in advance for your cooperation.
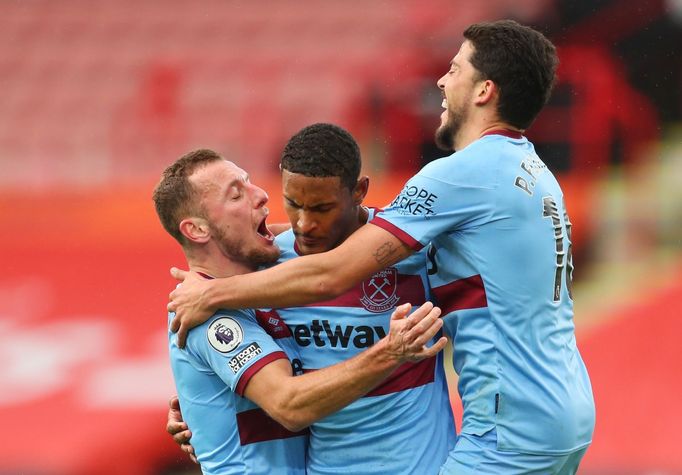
[481,129,524,139]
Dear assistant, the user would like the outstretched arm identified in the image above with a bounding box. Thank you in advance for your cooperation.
[169,223,413,348]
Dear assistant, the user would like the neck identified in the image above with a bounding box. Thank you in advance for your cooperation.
[454,116,522,151]
[184,247,257,279]
[333,205,369,248]
[346,204,370,236]
[357,205,370,227]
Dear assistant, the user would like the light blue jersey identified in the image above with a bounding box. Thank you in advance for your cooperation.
[169,308,307,475]
[372,132,595,455]
[266,207,455,475]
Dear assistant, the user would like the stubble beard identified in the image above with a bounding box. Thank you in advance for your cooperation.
[435,105,466,152]
[212,223,280,269]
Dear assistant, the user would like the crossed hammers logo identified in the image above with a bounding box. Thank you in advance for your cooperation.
[368,277,392,300]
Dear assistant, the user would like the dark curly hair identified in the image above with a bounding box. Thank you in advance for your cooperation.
[464,19,558,130]
[280,123,361,191]
[152,149,222,245]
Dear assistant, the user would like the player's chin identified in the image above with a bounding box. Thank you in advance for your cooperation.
[250,243,281,266]
[435,123,455,152]
[298,242,331,256]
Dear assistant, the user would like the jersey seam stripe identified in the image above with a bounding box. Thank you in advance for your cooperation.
[235,351,288,396]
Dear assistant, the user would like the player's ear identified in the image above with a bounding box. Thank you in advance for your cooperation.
[179,217,210,244]
[474,79,497,106]
[352,176,369,205]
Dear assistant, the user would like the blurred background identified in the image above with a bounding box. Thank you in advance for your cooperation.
[1,0,680,473]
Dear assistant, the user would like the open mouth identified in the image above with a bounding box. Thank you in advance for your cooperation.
[441,94,448,109]
[257,216,274,242]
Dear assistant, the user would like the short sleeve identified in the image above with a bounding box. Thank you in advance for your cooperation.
[184,310,289,396]
[371,161,495,247]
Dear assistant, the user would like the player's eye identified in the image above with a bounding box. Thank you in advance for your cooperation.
[285,199,301,209]
[230,188,242,200]
[312,205,333,213]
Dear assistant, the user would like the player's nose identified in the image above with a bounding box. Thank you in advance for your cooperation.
[250,184,269,208]
[296,212,317,233]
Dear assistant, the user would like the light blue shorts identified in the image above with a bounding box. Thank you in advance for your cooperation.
[439,429,588,475]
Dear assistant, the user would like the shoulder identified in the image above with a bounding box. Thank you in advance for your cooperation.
[417,136,525,189]
[187,309,259,352]
[274,229,297,262]
[274,228,295,248]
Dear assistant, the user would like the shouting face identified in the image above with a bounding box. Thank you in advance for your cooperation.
[435,40,481,151]
[190,160,280,268]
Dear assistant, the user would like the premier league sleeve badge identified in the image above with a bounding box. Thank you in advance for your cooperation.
[207,317,244,353]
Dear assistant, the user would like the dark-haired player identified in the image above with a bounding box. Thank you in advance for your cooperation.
[275,123,455,473]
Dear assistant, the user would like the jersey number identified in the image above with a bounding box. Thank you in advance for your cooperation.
[427,244,438,275]
[542,196,574,302]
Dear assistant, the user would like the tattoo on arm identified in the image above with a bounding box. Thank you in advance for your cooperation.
[373,241,401,267]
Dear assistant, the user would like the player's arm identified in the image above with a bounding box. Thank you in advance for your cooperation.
[168,302,445,442]
[245,302,444,432]
[169,223,412,347]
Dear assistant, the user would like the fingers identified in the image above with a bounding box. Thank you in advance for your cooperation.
[390,302,412,321]
[168,290,177,314]
[170,311,180,333]
[168,396,180,419]
[170,267,188,282]
[168,307,188,347]
[167,417,189,437]
[395,302,447,361]
[416,336,448,359]
[168,302,193,348]
[173,428,193,445]
[403,301,435,329]
[407,305,442,347]
[165,395,197,463]
[177,323,189,349]
[166,419,188,437]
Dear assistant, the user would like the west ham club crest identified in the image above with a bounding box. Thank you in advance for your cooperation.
[360,267,400,313]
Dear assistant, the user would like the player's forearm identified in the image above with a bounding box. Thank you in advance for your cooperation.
[261,302,444,431]
[204,224,410,311]
[274,339,400,431]
[206,251,357,310]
